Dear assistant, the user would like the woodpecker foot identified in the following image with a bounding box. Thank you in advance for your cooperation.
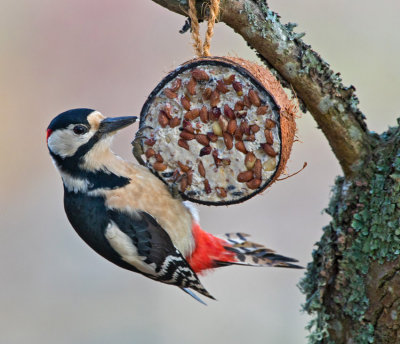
[131,126,152,166]
[168,183,181,199]
[132,136,146,166]
[168,171,184,200]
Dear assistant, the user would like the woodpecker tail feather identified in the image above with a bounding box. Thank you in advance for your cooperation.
[183,280,216,302]
[181,288,209,305]
[152,247,216,303]
[215,232,303,269]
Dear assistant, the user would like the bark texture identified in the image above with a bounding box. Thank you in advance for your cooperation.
[300,130,400,343]
[149,1,400,342]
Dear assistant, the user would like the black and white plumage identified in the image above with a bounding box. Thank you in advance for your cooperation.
[47,108,303,305]
[47,108,214,302]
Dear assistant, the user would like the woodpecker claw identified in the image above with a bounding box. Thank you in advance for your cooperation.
[132,140,145,166]
[131,126,153,166]
[168,171,185,200]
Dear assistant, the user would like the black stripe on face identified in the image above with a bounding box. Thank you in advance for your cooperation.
[50,134,130,191]
[49,132,101,174]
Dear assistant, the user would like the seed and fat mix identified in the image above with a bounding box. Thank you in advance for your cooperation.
[139,62,283,205]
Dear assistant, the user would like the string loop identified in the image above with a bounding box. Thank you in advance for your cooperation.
[188,0,220,57]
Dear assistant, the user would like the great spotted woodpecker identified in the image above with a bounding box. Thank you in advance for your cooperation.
[47,108,301,304]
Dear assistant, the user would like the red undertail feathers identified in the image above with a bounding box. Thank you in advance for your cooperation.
[187,224,303,273]
[186,223,236,273]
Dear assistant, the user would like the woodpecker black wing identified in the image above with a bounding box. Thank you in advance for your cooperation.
[105,209,215,302]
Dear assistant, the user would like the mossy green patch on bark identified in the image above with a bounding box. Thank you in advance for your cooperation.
[299,125,400,343]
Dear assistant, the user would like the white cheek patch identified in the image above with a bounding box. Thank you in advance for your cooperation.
[47,127,95,158]
[105,221,157,275]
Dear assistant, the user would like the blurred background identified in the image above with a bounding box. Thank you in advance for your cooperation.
[1,1,399,343]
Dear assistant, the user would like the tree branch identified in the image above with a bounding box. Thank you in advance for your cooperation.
[150,0,373,177]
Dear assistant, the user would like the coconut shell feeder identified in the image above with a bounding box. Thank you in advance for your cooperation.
[133,56,297,205]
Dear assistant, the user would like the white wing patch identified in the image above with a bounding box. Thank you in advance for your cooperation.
[104,221,214,300]
[104,221,157,275]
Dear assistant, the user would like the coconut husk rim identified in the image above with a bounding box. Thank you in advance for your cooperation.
[138,56,297,206]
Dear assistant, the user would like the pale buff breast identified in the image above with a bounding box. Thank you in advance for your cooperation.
[102,159,195,257]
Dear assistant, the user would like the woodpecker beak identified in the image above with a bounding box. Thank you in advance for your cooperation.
[99,116,137,134]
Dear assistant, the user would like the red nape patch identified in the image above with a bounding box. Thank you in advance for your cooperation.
[46,128,53,141]
[186,223,236,274]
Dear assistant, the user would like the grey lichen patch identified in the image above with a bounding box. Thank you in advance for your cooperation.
[242,2,260,34]
[318,95,334,115]
[242,1,291,46]
[283,62,298,79]
[299,124,400,343]
[347,125,365,143]
[299,49,327,76]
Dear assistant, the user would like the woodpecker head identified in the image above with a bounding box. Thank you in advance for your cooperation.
[47,108,137,183]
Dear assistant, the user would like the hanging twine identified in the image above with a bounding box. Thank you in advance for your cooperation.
[188,0,220,57]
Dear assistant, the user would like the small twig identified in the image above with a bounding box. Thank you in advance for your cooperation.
[277,162,307,181]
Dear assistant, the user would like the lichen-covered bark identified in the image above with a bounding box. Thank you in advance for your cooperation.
[299,126,400,343]
[149,1,400,342]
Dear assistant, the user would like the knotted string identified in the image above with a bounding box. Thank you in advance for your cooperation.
[188,0,220,57]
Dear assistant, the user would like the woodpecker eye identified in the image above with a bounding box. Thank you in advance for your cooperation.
[73,125,88,135]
